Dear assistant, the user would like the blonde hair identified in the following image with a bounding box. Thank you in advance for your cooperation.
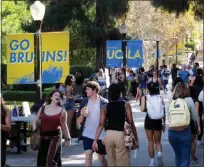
[173,82,187,100]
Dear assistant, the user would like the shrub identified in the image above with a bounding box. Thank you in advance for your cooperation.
[2,91,50,102]
[70,65,95,78]
[185,40,196,51]
[1,64,95,91]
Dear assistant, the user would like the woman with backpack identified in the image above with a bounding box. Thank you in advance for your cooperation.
[168,82,197,167]
[140,82,165,166]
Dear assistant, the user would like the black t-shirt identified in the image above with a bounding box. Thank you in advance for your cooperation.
[171,67,179,80]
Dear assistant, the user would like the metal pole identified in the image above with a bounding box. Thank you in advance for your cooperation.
[34,20,42,100]
[122,34,127,85]
[156,41,159,77]
[175,40,178,64]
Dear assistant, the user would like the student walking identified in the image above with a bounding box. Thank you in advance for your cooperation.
[168,82,197,167]
[187,86,201,164]
[77,81,108,167]
[92,83,139,166]
[32,90,71,167]
[140,82,165,166]
[161,65,170,91]
[1,94,12,167]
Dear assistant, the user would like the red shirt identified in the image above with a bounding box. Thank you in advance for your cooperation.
[41,111,62,131]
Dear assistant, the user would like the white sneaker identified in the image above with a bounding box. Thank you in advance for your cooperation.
[71,138,79,146]
[157,155,164,166]
[149,160,155,166]
[197,140,204,146]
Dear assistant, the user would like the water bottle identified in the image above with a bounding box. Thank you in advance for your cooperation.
[12,101,19,117]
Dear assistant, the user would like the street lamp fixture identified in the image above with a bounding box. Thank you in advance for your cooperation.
[120,23,128,39]
[30,1,46,100]
[30,1,45,31]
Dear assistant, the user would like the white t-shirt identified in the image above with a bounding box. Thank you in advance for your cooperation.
[198,90,204,109]
[161,69,170,80]
[110,69,118,83]
[82,99,105,139]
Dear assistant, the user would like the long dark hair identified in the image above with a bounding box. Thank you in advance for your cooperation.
[46,90,63,106]
[65,75,74,86]
[108,84,121,101]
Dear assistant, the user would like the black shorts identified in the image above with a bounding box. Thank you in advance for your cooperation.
[82,136,106,155]
[144,115,162,131]
[190,120,197,135]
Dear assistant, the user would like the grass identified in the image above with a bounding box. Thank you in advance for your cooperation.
[6,101,34,111]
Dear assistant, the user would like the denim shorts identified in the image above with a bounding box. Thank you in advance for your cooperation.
[82,136,106,155]
[64,99,75,111]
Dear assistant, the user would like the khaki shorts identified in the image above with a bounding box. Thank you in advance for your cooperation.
[139,88,147,96]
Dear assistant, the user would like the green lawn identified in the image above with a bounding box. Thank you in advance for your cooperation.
[6,101,34,111]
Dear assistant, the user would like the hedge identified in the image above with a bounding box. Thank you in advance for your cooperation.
[185,40,196,51]
[70,65,94,77]
[1,64,95,91]
[2,91,50,102]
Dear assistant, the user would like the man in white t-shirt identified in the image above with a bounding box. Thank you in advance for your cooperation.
[77,81,108,167]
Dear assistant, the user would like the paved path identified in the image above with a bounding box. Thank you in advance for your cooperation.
[6,90,204,166]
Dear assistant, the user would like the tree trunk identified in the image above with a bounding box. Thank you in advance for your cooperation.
[95,0,107,69]
[96,41,106,70]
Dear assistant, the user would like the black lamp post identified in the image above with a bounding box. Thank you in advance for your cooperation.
[155,35,160,77]
[30,1,45,100]
[120,23,127,84]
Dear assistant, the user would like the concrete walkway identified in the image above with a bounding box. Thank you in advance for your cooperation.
[6,91,204,166]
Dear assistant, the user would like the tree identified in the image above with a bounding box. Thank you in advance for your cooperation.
[95,0,129,69]
[152,0,204,20]
[126,1,203,67]
[1,1,32,63]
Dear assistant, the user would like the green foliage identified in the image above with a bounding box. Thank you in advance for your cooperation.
[2,91,50,102]
[1,1,32,63]
[2,0,129,70]
[152,0,204,20]
[185,40,196,51]
[70,65,95,77]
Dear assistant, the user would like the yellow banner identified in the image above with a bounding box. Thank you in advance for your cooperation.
[7,32,69,84]
[7,33,34,84]
[41,32,69,84]
[169,43,184,57]
[177,43,184,57]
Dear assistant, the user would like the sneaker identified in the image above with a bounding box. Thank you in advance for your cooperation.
[149,160,155,166]
[71,138,79,146]
[191,157,198,164]
[157,155,164,166]
[197,140,204,146]
[71,140,79,146]
[10,146,17,153]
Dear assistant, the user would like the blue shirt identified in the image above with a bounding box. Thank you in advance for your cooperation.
[138,73,148,88]
[178,70,190,84]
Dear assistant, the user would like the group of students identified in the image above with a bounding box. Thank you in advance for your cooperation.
[1,63,203,167]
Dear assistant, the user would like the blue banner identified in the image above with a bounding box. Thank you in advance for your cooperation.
[127,40,143,68]
[106,40,143,68]
[106,40,122,68]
